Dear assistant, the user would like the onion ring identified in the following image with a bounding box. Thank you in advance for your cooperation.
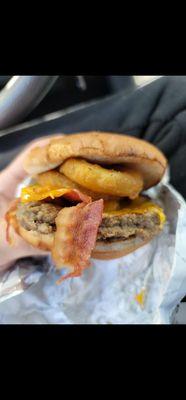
[36,170,120,201]
[60,158,143,199]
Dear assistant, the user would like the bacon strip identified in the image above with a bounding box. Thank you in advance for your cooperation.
[52,199,104,283]
[5,190,103,283]
[63,189,91,204]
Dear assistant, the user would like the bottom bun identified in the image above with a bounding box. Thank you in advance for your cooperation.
[9,213,54,251]
[18,224,54,251]
[92,237,153,260]
[11,214,154,260]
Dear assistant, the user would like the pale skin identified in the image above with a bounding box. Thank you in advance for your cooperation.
[0,135,61,272]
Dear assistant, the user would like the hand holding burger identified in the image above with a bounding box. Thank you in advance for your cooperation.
[0,136,62,271]
[6,132,167,282]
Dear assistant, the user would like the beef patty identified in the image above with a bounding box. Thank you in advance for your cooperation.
[97,213,160,242]
[16,202,62,234]
[16,201,162,241]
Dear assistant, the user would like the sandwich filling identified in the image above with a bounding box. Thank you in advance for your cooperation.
[16,197,164,242]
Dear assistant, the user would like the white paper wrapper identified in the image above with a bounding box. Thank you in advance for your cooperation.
[0,173,186,324]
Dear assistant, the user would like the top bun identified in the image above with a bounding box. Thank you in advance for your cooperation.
[23,132,167,189]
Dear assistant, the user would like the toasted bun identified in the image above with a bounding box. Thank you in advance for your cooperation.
[92,237,153,260]
[9,212,54,251]
[10,212,156,261]
[17,225,54,251]
[23,132,167,189]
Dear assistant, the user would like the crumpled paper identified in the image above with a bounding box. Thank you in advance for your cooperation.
[0,174,186,324]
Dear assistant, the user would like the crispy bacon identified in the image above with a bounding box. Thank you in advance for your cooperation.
[5,191,103,284]
[63,189,91,204]
[52,199,104,283]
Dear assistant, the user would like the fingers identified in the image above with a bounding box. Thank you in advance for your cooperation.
[0,261,14,273]
[15,244,49,259]
[7,134,63,174]
[0,136,58,270]
[1,134,64,198]
[0,213,49,269]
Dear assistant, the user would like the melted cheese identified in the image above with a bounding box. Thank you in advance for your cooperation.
[21,185,70,203]
[21,185,166,227]
[103,197,166,226]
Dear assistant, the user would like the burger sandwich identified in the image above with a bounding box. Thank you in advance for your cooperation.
[6,132,167,283]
